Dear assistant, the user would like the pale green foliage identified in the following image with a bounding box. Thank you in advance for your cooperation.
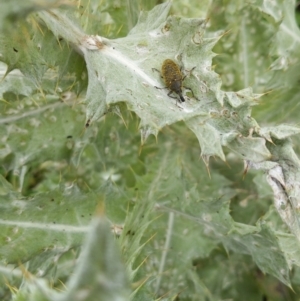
[1,0,300,301]
[58,213,130,301]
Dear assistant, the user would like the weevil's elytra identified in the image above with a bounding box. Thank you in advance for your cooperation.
[161,59,185,102]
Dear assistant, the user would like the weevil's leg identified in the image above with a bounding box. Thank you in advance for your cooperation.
[167,91,178,99]
[152,68,160,73]
[179,56,184,73]
[152,68,163,79]
[176,53,183,63]
[188,66,196,73]
[183,86,200,101]
[175,53,186,76]
[155,86,168,90]
[167,91,182,104]
[182,66,196,81]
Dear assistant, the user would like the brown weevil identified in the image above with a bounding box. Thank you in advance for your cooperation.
[161,59,186,102]
[153,58,198,104]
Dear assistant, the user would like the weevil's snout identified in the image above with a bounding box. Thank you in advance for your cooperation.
[179,93,185,102]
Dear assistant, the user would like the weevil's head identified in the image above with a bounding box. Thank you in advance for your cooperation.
[170,79,182,94]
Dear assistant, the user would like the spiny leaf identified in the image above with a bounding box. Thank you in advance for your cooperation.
[38,4,225,156]
[0,185,99,264]
[58,213,130,301]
